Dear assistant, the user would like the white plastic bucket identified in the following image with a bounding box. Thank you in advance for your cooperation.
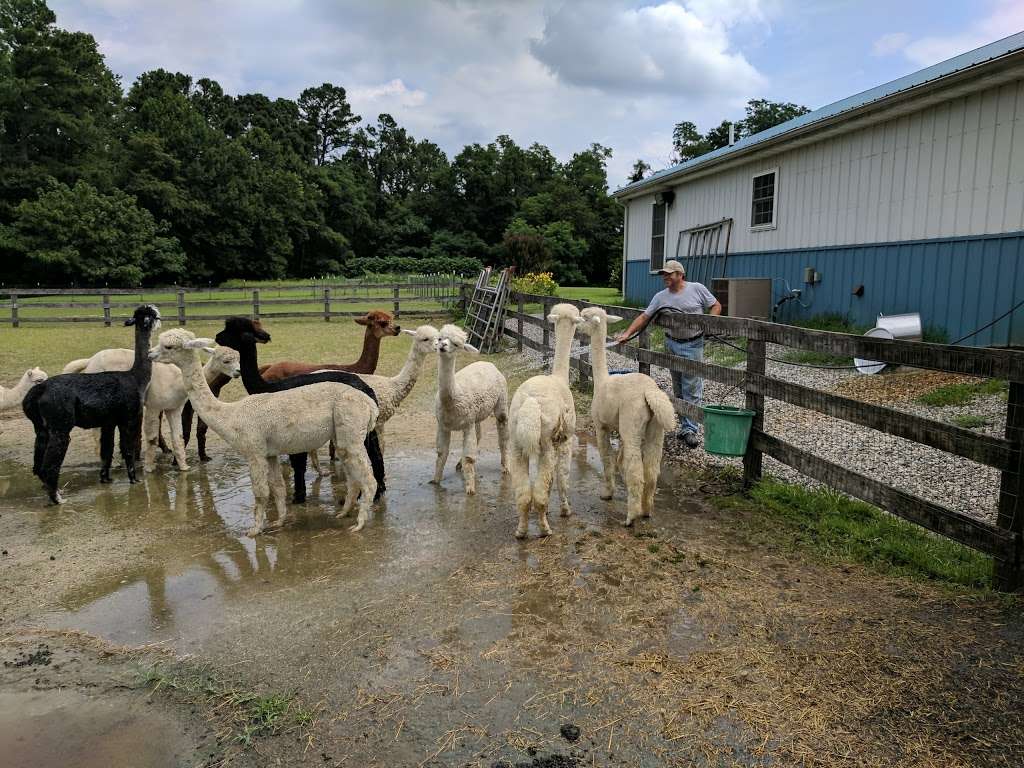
[876,312,922,342]
[854,327,894,375]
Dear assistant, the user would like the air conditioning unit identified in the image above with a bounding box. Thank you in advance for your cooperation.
[710,278,772,319]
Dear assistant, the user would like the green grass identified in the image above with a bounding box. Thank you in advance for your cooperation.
[555,286,622,304]
[915,378,1008,407]
[949,413,991,429]
[789,313,870,335]
[705,337,747,367]
[778,348,854,366]
[740,478,993,589]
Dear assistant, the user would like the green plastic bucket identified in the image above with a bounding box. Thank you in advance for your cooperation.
[702,405,756,457]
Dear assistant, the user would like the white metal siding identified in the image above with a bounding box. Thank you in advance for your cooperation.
[625,78,1024,262]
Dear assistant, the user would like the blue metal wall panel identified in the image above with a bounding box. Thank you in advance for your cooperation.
[624,232,1024,347]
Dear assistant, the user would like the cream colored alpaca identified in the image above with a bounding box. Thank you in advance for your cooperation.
[430,324,509,495]
[149,329,379,536]
[64,347,241,472]
[509,303,580,538]
[576,307,677,526]
[0,368,47,412]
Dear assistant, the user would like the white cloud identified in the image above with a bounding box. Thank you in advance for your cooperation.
[871,32,909,57]
[530,1,764,97]
[349,79,427,112]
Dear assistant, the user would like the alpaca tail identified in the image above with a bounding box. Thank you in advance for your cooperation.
[514,396,543,458]
[645,386,677,433]
[62,358,90,374]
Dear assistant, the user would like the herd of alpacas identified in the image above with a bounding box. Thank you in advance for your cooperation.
[0,302,676,539]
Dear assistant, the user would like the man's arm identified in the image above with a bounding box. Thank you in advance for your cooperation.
[709,300,722,316]
[613,312,650,343]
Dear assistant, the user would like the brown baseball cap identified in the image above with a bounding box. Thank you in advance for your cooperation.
[657,260,685,276]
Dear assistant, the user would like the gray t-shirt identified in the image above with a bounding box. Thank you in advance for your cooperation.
[643,282,717,319]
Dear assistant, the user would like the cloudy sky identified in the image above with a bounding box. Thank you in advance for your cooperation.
[50,0,1024,188]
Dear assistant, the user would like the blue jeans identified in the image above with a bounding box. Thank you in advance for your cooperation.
[665,335,703,435]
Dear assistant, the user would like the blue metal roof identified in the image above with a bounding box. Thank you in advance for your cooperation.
[614,30,1024,198]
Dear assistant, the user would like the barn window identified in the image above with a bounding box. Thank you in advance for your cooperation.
[750,169,777,229]
[650,201,666,271]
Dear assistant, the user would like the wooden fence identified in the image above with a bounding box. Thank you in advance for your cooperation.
[0,278,461,326]
[500,289,1024,591]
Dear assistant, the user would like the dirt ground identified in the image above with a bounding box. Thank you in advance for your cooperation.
[2,340,1024,767]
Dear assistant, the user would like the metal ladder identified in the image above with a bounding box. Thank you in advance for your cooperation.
[466,267,514,353]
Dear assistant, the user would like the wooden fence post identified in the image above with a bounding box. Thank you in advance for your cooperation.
[252,289,260,321]
[393,286,400,319]
[177,289,186,326]
[638,326,651,376]
[324,287,331,322]
[995,380,1024,590]
[10,293,17,328]
[743,335,766,489]
[517,295,524,353]
[102,291,111,327]
[541,297,551,356]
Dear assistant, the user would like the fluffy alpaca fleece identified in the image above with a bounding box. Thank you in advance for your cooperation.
[509,303,580,538]
[351,324,440,426]
[22,305,160,503]
[575,307,677,526]
[430,324,510,495]
[64,346,241,472]
[150,328,380,536]
[0,368,48,412]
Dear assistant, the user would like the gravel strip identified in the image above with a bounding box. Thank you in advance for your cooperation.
[503,317,1006,525]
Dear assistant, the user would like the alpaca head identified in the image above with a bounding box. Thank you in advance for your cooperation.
[356,310,401,338]
[215,316,271,351]
[125,304,161,334]
[23,367,48,386]
[434,324,478,357]
[205,346,242,379]
[401,324,440,356]
[149,328,216,369]
[547,303,581,327]
[575,307,623,339]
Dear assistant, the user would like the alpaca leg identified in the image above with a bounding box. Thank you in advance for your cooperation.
[618,421,647,526]
[555,440,572,517]
[329,439,338,463]
[247,458,271,537]
[167,405,189,472]
[431,427,451,485]
[118,420,140,484]
[92,428,102,458]
[461,426,479,495]
[289,453,307,503]
[511,447,532,539]
[335,445,356,517]
[32,427,48,479]
[641,422,666,518]
[142,407,161,473]
[41,431,71,504]
[495,401,510,475]
[595,425,615,500]
[99,426,115,483]
[196,417,212,462]
[157,411,170,454]
[266,455,288,529]
[341,448,376,533]
[533,446,556,537]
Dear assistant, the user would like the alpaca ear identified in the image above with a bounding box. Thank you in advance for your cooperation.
[546,313,559,323]
[354,316,369,326]
[463,343,480,355]
[184,338,216,349]
[401,328,417,336]
[605,315,623,324]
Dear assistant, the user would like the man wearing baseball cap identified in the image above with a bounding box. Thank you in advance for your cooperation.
[613,259,721,448]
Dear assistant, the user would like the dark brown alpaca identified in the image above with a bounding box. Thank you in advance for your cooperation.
[258,310,399,381]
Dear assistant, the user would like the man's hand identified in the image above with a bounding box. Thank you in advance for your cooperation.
[612,331,629,343]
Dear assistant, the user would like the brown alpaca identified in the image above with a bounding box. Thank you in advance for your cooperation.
[258,310,399,381]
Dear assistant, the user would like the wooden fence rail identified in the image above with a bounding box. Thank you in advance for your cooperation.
[500,289,1024,591]
[0,279,460,327]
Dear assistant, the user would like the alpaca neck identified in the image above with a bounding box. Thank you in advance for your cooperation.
[179,353,230,426]
[551,321,574,382]
[437,354,460,405]
[351,327,382,372]
[588,329,610,388]
[131,324,154,389]
[383,346,429,410]
[0,373,31,409]
[237,342,269,395]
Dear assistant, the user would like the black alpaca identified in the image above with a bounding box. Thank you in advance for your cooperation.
[180,371,231,462]
[23,305,161,503]
[214,317,386,503]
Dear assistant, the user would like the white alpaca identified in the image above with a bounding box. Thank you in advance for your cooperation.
[430,324,510,495]
[575,307,677,526]
[0,368,48,412]
[149,329,379,536]
[64,347,241,472]
[509,303,580,539]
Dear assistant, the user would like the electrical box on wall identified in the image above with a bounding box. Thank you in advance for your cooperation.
[803,267,821,284]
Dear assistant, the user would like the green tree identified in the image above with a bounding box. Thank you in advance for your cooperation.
[743,98,811,136]
[628,159,651,183]
[7,179,185,285]
[298,83,359,166]
[672,99,810,163]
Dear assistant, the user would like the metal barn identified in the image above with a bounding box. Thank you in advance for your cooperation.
[614,32,1024,347]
